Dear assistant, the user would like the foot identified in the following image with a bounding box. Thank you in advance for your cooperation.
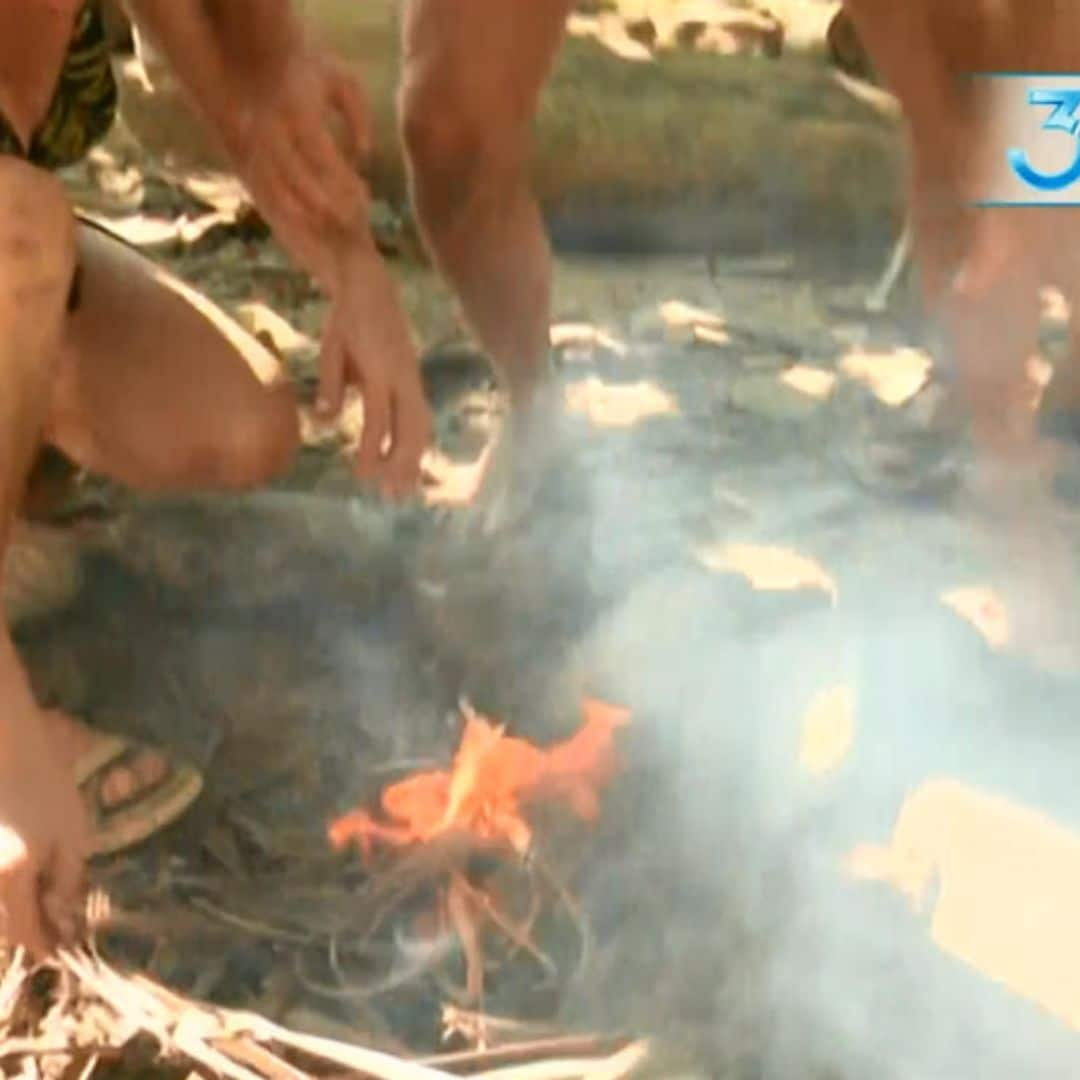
[966,455,1080,677]
[37,709,202,856]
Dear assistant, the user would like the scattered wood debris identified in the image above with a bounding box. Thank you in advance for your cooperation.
[0,947,649,1079]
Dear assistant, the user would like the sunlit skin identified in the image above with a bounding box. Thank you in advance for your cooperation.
[399,0,575,413]
[0,0,430,957]
[841,0,1080,667]
[0,0,583,957]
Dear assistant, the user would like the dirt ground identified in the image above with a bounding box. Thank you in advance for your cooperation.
[8,15,1080,1079]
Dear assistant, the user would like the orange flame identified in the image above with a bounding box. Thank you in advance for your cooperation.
[328,697,631,858]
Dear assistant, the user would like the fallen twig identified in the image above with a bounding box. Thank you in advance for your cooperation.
[470,1040,650,1080]
[424,1034,629,1073]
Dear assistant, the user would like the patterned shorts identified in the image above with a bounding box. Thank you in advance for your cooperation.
[0,0,118,171]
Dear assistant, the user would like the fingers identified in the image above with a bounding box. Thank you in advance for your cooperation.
[381,383,433,499]
[325,337,429,497]
[317,314,347,420]
[351,377,431,500]
[0,838,50,959]
[328,69,372,165]
[42,838,87,945]
[292,116,366,226]
[266,129,337,226]
[356,371,392,482]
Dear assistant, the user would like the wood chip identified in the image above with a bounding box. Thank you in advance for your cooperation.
[565,378,679,428]
[799,684,856,777]
[697,542,838,603]
[840,347,932,407]
[941,586,1010,650]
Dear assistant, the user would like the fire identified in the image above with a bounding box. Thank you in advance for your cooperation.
[328,697,632,859]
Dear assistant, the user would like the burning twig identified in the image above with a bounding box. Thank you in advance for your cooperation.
[292,926,457,1002]
[529,857,593,988]
[456,877,557,979]
[327,700,628,1002]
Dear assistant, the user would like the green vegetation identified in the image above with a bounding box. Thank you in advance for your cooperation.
[125,3,905,252]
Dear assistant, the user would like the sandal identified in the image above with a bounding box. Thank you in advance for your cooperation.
[74,734,204,858]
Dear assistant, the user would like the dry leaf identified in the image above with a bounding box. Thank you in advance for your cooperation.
[780,364,836,401]
[180,172,251,216]
[1028,354,1053,390]
[659,299,726,332]
[233,302,314,356]
[693,324,732,347]
[799,684,855,776]
[564,377,679,428]
[83,212,181,249]
[549,321,629,356]
[697,542,838,602]
[840,347,933,407]
[1041,286,1070,325]
[566,12,655,60]
[845,779,1080,1032]
[941,586,1010,650]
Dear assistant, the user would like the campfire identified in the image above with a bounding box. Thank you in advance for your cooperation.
[1,700,645,1078]
[329,698,632,1011]
[329,698,631,859]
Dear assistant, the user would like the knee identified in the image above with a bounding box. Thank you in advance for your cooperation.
[399,70,526,218]
[212,382,299,489]
[0,159,76,312]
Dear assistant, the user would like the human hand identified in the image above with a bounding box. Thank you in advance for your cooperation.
[225,44,371,244]
[0,709,87,958]
[317,253,433,499]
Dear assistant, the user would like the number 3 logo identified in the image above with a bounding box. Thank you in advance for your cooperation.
[1008,88,1080,191]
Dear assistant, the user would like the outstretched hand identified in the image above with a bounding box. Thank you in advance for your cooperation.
[221,46,431,497]
[225,44,372,268]
[0,710,87,958]
[318,253,433,499]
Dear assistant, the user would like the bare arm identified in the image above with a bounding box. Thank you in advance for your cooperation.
[126,0,374,290]
[126,0,430,491]
[124,0,268,159]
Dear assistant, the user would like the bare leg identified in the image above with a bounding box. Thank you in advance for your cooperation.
[35,220,300,794]
[399,0,573,411]
[0,163,79,692]
[0,157,88,953]
[47,224,298,491]
[944,210,1080,669]
[1041,211,1080,425]
[17,222,300,820]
